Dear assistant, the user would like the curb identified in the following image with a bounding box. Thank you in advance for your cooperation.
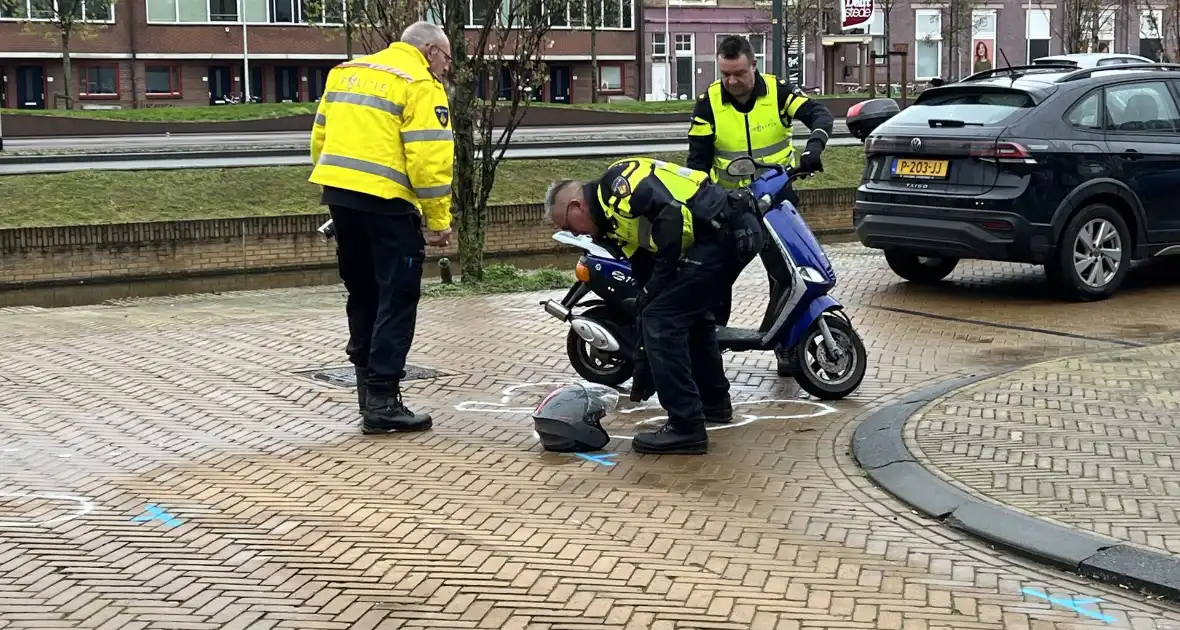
[852,369,1180,602]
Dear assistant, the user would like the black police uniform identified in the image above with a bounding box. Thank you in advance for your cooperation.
[583,157,764,454]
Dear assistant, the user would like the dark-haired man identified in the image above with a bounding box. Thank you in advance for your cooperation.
[687,34,834,376]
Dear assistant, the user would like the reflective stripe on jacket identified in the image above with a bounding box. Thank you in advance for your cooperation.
[309,42,454,231]
[691,73,804,189]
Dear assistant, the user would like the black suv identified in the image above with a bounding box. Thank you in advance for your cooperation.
[851,63,1180,301]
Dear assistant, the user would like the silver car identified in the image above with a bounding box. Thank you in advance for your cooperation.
[1032,52,1154,68]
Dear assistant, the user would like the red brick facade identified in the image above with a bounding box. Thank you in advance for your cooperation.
[0,3,642,109]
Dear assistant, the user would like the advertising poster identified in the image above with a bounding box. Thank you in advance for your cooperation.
[972,38,995,73]
[841,0,872,29]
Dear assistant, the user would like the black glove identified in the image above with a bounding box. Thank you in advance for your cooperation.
[797,147,824,174]
[629,350,656,402]
[730,210,765,263]
[629,318,656,402]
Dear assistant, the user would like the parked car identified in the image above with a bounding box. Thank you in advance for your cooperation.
[850,62,1180,301]
[1032,52,1154,68]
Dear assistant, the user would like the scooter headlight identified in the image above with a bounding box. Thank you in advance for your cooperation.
[798,266,829,285]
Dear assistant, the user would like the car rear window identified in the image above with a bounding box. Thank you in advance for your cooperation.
[888,89,1038,126]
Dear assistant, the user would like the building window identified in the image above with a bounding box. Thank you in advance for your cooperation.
[972,8,996,74]
[145,65,181,97]
[675,33,692,53]
[599,63,623,93]
[1141,9,1163,60]
[547,0,567,26]
[652,32,666,57]
[915,9,942,80]
[80,64,117,98]
[146,0,341,22]
[0,0,113,20]
[868,9,885,56]
[714,33,766,77]
[209,0,236,20]
[1027,8,1051,62]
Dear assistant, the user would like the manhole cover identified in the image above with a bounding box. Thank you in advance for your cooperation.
[293,364,444,388]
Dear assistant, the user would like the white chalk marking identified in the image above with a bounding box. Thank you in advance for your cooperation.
[0,492,95,528]
[459,380,836,442]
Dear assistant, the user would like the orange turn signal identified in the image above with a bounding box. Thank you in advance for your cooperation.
[575,261,591,283]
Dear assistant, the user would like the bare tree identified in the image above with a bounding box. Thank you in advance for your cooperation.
[433,0,565,281]
[1038,0,1115,53]
[303,0,423,59]
[5,0,116,109]
[940,0,981,80]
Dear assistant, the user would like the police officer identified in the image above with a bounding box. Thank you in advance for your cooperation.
[309,21,454,435]
[687,34,834,375]
[543,157,764,455]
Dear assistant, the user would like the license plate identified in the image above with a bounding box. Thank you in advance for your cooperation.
[892,158,949,179]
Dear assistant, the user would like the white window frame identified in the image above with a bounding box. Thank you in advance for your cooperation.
[652,32,667,58]
[915,9,942,80]
[146,0,343,25]
[868,9,885,56]
[714,33,766,79]
[1026,8,1051,63]
[675,32,695,99]
[1141,8,1164,39]
[0,0,115,22]
[972,8,996,72]
[539,0,634,31]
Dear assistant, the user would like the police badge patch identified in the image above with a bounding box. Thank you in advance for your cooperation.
[434,105,450,127]
[611,175,632,197]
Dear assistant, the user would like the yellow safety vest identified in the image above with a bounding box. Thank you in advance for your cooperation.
[700,74,802,189]
[596,158,702,258]
[308,42,455,232]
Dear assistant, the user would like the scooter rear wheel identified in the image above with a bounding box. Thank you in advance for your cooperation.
[792,313,867,400]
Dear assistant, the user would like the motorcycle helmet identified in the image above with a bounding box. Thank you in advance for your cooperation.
[532,382,617,452]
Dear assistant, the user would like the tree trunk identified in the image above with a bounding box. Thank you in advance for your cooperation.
[450,63,484,281]
[345,18,354,60]
[61,30,73,110]
[590,28,599,104]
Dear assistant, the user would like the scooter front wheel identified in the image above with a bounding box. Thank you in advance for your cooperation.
[565,306,634,388]
[792,313,867,400]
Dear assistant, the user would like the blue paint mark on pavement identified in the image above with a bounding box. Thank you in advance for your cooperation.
[131,503,183,528]
[1022,587,1116,624]
[575,452,617,467]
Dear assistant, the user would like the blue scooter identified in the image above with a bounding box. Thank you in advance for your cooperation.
[539,155,868,400]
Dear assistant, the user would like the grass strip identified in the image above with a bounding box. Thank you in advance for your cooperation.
[0,147,864,229]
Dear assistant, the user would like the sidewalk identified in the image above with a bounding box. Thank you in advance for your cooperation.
[908,341,1180,556]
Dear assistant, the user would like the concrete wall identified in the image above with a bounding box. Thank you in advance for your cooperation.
[0,189,856,288]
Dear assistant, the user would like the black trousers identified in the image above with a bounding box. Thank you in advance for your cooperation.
[329,206,426,394]
[640,239,747,429]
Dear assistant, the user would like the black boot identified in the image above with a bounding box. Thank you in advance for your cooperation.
[632,420,708,455]
[362,387,432,434]
[703,399,733,424]
[354,366,369,413]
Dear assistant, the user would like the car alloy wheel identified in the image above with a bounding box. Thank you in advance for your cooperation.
[1072,218,1123,288]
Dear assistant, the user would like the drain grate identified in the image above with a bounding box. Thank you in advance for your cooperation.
[293,364,444,388]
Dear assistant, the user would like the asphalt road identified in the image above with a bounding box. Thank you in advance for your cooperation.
[3,119,851,153]
[0,135,862,175]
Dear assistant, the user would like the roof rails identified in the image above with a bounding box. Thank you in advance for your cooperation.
[1057,62,1180,82]
[961,63,1080,82]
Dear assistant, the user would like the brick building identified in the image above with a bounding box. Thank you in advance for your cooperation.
[642,0,1174,99]
[0,0,643,110]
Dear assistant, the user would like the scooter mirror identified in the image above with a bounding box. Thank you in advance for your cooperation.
[726,156,758,177]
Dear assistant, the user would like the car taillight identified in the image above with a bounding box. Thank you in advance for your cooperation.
[969,141,1036,163]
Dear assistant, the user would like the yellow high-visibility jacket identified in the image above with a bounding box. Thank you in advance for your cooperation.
[309,42,454,232]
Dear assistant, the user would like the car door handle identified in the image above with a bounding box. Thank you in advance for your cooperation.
[1124,149,1145,160]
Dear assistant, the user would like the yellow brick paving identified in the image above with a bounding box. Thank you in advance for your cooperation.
[0,244,1177,629]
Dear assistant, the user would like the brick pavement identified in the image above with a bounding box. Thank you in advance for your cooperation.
[0,243,1179,628]
[908,341,1180,558]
